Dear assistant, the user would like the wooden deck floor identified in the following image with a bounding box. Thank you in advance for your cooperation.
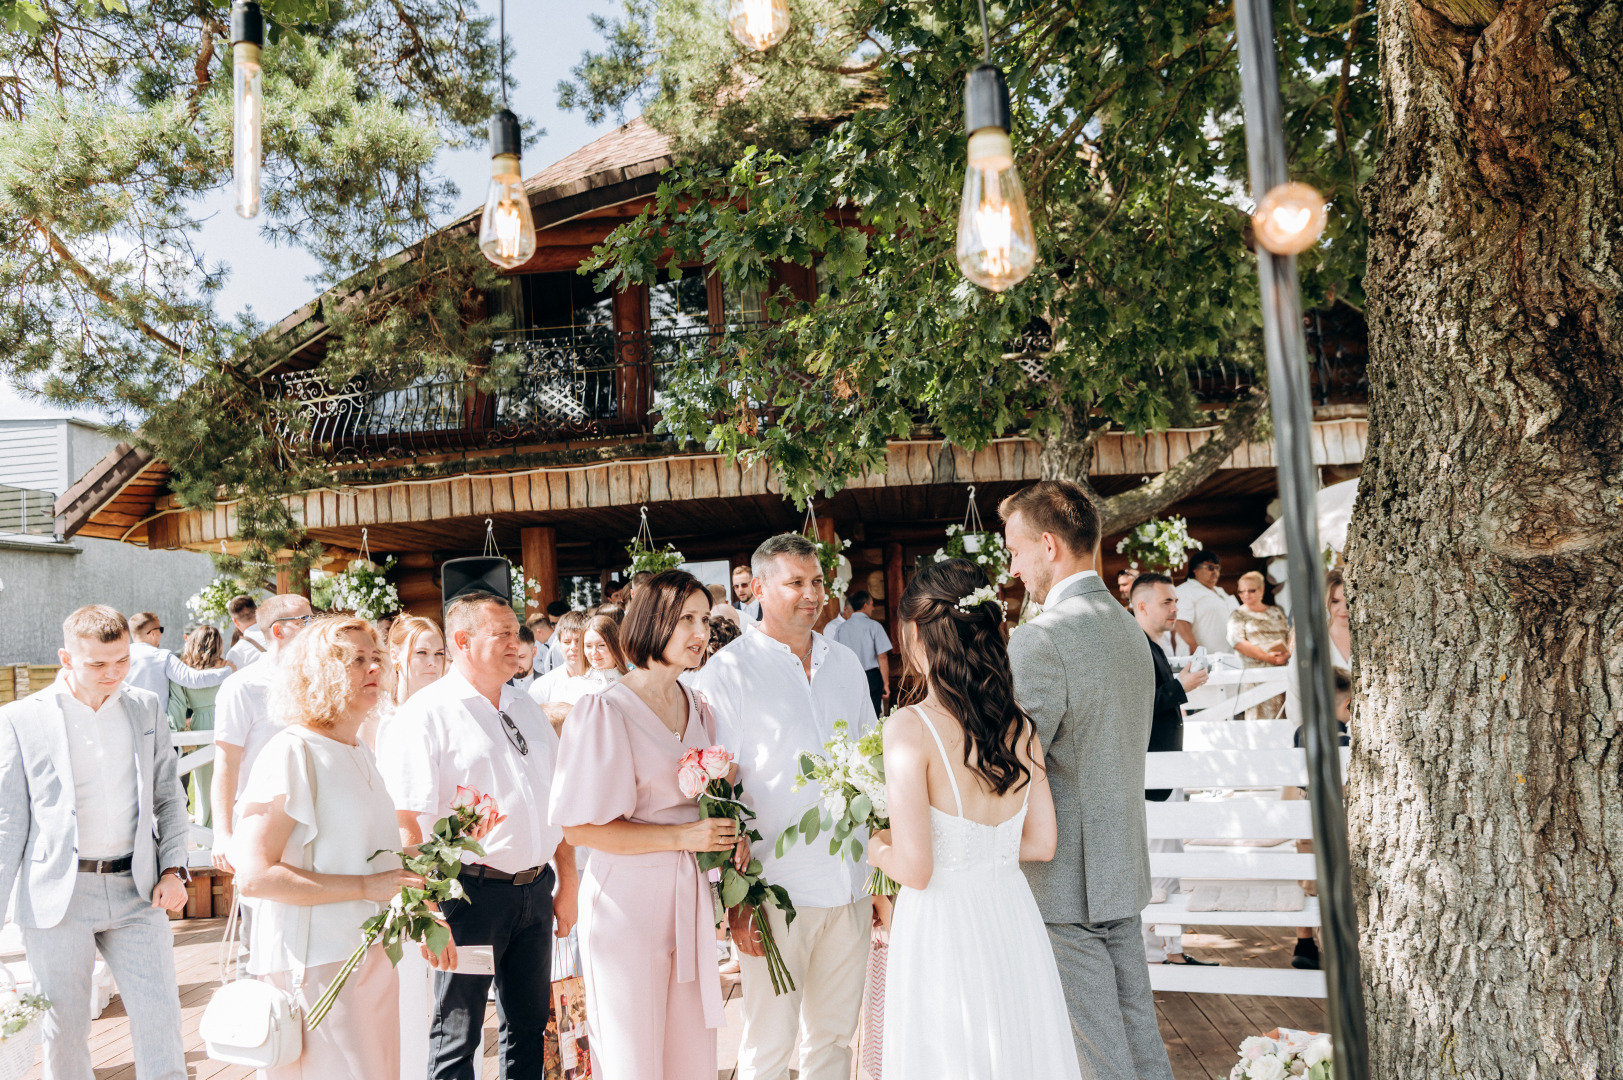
[7,919,1323,1079]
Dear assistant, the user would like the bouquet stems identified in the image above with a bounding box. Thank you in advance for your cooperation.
[753,908,796,995]
[865,866,901,897]
[307,934,376,1028]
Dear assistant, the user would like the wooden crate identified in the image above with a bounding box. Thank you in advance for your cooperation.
[0,662,62,704]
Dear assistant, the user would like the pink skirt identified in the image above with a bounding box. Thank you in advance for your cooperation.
[261,945,400,1080]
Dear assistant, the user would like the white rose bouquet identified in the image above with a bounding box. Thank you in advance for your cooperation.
[775,718,897,895]
[1230,1030,1332,1080]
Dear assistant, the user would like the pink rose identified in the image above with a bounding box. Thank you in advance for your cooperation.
[678,762,709,799]
[678,748,703,770]
[700,746,732,780]
[452,784,478,808]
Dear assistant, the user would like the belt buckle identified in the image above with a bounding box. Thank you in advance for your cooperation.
[512,867,539,886]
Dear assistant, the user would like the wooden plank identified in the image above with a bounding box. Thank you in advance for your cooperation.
[693,458,720,501]
[508,474,532,513]
[586,466,610,508]
[1151,965,1327,999]
[608,463,632,507]
[427,480,450,521]
[1156,1002,1216,1080]
[548,471,570,511]
[470,477,495,516]
[1183,720,1299,751]
[1145,799,1313,840]
[1156,991,1237,1076]
[667,459,695,501]
[1148,851,1317,878]
[648,459,671,503]
[490,476,515,514]
[1144,749,1350,789]
[450,477,473,518]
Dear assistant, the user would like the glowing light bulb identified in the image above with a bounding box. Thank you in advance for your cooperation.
[1252,181,1328,255]
[479,109,535,269]
[729,0,791,51]
[231,3,264,220]
[956,67,1035,292]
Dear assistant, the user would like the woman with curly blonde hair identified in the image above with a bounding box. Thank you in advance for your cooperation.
[234,616,421,1080]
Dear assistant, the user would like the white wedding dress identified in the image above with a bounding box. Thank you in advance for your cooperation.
[882,707,1084,1080]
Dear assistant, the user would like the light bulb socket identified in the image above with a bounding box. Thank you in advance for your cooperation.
[964,64,1010,136]
[490,108,522,160]
[231,1,264,47]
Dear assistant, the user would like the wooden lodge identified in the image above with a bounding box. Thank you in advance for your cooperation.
[52,117,1370,643]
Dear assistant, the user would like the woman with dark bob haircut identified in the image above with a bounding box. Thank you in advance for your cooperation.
[548,570,750,1080]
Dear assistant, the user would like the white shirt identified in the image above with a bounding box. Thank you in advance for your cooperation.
[55,678,138,859]
[1046,568,1100,605]
[377,667,563,874]
[125,641,231,713]
[227,626,268,671]
[1175,578,1240,655]
[215,657,285,802]
[823,614,846,639]
[527,666,619,707]
[237,726,401,974]
[832,611,892,671]
[690,625,879,909]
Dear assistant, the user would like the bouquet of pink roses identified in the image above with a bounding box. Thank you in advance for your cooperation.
[308,785,504,1027]
[679,746,798,995]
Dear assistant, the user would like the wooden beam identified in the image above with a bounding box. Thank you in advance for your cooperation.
[521,526,559,619]
[54,443,154,539]
[276,561,311,599]
[885,541,904,653]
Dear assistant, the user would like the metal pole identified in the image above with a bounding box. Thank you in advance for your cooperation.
[1231,3,1370,1077]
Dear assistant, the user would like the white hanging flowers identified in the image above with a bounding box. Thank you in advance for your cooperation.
[328,556,400,620]
[626,505,686,574]
[1116,515,1202,573]
[933,523,1014,586]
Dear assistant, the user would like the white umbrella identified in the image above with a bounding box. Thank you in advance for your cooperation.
[1249,477,1359,557]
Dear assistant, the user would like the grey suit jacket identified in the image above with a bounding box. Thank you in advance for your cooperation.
[0,680,191,929]
[1009,573,1155,925]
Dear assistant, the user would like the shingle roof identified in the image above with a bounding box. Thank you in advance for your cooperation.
[524,117,674,202]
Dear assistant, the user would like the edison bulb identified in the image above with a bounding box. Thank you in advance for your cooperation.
[1252,181,1328,255]
[729,0,791,51]
[233,41,263,219]
[955,129,1036,292]
[479,154,536,269]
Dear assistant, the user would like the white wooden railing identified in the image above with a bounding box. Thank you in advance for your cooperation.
[171,730,216,863]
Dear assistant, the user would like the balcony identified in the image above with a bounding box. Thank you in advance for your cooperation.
[273,323,1366,463]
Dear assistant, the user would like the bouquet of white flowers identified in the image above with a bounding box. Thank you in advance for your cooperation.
[328,556,400,620]
[1230,1030,1332,1080]
[0,973,50,1075]
[774,719,897,895]
[1116,515,1202,574]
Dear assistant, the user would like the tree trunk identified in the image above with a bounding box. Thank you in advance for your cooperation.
[1038,389,1270,536]
[1350,1,1623,1075]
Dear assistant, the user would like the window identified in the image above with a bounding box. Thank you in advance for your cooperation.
[491,272,614,342]
[721,278,768,327]
[649,270,710,329]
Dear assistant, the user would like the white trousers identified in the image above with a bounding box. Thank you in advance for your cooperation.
[736,899,871,1080]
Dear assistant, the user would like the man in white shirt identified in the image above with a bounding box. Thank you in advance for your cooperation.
[691,534,877,1080]
[0,605,191,1080]
[732,563,762,623]
[377,591,579,1080]
[829,591,892,717]
[822,597,850,641]
[1174,549,1238,655]
[124,611,233,714]
[224,594,268,670]
[209,592,312,874]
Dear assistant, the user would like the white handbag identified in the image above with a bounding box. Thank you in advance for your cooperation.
[200,739,317,1068]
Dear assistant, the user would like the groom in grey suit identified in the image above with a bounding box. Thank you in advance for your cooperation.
[0,605,191,1080]
[1001,481,1173,1080]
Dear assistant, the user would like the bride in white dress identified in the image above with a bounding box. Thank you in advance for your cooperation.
[868,559,1085,1080]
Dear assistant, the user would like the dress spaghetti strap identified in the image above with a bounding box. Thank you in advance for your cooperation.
[912,704,965,818]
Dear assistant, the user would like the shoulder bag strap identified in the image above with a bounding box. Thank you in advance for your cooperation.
[291,733,317,996]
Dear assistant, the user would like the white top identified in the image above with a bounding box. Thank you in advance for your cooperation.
[55,678,138,859]
[526,665,620,707]
[1175,578,1240,655]
[226,626,268,671]
[377,668,563,874]
[215,657,284,802]
[824,614,846,638]
[1046,568,1100,604]
[236,726,401,974]
[125,641,231,712]
[832,611,892,672]
[689,624,878,908]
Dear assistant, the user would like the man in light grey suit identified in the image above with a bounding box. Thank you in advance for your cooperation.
[1001,481,1173,1080]
[0,605,191,1080]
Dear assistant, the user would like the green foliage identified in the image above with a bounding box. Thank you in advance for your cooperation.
[0,1,508,564]
[567,0,1377,505]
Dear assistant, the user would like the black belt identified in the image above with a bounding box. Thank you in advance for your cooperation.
[463,863,549,886]
[78,855,133,874]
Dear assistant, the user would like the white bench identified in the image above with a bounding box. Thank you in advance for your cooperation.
[1182,661,1291,722]
[1142,743,1349,998]
[171,730,217,865]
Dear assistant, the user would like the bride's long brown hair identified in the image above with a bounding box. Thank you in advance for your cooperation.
[898,559,1035,796]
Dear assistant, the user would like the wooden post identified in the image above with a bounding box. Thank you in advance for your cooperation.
[884,542,904,652]
[815,518,841,626]
[276,561,310,598]
[521,527,559,619]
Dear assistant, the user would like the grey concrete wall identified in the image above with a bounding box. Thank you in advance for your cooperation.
[0,536,218,663]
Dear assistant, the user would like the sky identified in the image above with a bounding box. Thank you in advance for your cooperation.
[2,0,622,423]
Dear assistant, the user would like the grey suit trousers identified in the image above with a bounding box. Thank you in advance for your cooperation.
[23,872,186,1080]
[1046,916,1175,1080]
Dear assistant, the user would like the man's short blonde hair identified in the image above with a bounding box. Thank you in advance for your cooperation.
[257,593,310,633]
[128,611,162,635]
[270,615,388,732]
[62,605,129,644]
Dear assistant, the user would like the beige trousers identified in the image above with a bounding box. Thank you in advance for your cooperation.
[736,898,872,1080]
[262,945,400,1080]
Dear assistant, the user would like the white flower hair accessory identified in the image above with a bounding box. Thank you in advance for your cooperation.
[956,584,1001,613]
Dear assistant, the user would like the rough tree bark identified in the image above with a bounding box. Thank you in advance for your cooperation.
[1349,0,1622,1076]
[1037,389,1271,536]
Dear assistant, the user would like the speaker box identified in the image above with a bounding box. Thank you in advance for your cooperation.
[440,556,512,609]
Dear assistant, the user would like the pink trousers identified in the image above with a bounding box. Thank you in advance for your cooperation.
[261,945,400,1080]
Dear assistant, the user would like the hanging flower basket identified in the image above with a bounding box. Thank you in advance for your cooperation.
[0,964,50,1080]
[1116,515,1202,574]
[625,506,686,575]
[931,487,1012,586]
[186,577,258,623]
[328,555,400,620]
[799,504,851,602]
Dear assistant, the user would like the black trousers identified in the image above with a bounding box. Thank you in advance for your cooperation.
[429,866,555,1080]
[865,666,884,717]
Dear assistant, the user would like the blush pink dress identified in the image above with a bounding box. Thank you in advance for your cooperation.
[548,681,726,1080]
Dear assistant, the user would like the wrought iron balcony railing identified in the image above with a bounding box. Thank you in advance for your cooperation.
[273,323,1366,463]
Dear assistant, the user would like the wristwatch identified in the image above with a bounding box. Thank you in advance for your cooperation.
[160,866,191,883]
